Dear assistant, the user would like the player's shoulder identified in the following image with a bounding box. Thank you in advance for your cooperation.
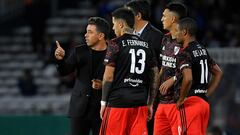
[188,41,206,51]
[108,37,119,47]
[162,33,178,46]
[149,24,163,35]
[162,33,171,41]
[110,34,141,43]
[109,35,127,43]
[74,44,89,52]
[75,44,87,48]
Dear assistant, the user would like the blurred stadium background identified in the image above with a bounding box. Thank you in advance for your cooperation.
[0,0,239,135]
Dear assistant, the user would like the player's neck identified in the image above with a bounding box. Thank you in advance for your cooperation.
[134,20,148,32]
[90,40,107,51]
[183,36,196,48]
[121,27,133,36]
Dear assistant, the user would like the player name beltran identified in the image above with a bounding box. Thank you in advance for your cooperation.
[192,48,207,57]
[122,40,149,48]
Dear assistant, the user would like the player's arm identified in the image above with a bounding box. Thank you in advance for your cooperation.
[159,75,177,95]
[101,66,115,104]
[148,66,160,106]
[148,46,161,105]
[100,39,118,119]
[101,39,118,103]
[147,66,160,121]
[206,64,222,97]
[100,65,115,119]
[176,68,192,109]
[55,41,77,76]
[158,67,163,78]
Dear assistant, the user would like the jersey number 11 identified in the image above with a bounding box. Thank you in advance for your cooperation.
[200,59,208,84]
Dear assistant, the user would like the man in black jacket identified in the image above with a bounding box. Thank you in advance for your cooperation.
[55,17,110,135]
[126,1,163,134]
[126,0,163,67]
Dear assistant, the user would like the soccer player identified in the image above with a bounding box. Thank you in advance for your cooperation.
[55,17,110,135]
[154,2,187,135]
[99,8,159,135]
[125,1,163,134]
[171,17,222,135]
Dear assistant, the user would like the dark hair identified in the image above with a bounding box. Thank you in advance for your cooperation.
[125,0,150,20]
[112,8,135,29]
[178,17,198,36]
[88,17,110,39]
[166,2,187,19]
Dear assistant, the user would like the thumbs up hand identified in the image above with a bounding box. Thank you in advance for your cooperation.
[55,41,65,60]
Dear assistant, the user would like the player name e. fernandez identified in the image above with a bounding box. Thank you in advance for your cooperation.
[122,39,149,48]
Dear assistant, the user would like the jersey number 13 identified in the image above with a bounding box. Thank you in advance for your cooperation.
[129,49,146,74]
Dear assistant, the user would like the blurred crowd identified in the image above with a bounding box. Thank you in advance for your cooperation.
[94,0,240,48]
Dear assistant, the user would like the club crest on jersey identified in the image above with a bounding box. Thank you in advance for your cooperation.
[174,46,180,55]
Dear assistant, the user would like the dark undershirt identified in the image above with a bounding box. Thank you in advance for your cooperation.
[90,49,106,106]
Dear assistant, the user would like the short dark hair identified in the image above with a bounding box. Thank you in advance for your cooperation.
[88,17,110,39]
[112,8,135,29]
[125,0,150,20]
[178,17,198,36]
[166,2,187,19]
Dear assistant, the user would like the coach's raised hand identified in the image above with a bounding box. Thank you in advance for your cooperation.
[55,41,65,60]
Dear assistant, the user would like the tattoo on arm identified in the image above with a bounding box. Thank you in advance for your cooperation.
[148,67,160,105]
[101,80,113,102]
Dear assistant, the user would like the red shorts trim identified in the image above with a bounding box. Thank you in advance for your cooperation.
[99,106,148,135]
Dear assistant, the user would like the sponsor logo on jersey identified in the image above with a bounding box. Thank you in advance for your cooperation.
[194,89,207,94]
[160,54,177,68]
[124,78,143,87]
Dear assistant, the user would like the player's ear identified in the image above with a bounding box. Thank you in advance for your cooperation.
[98,32,105,40]
[136,12,141,20]
[119,21,124,28]
[172,16,177,24]
[183,29,187,36]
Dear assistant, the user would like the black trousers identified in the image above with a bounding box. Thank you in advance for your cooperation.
[70,105,101,135]
[147,113,155,135]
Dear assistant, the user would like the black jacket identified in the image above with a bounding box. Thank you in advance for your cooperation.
[56,44,105,117]
[140,23,163,67]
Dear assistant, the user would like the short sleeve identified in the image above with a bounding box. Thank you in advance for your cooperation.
[207,51,216,70]
[104,40,119,67]
[177,51,192,72]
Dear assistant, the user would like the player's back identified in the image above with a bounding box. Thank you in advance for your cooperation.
[177,41,215,101]
[105,33,156,107]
